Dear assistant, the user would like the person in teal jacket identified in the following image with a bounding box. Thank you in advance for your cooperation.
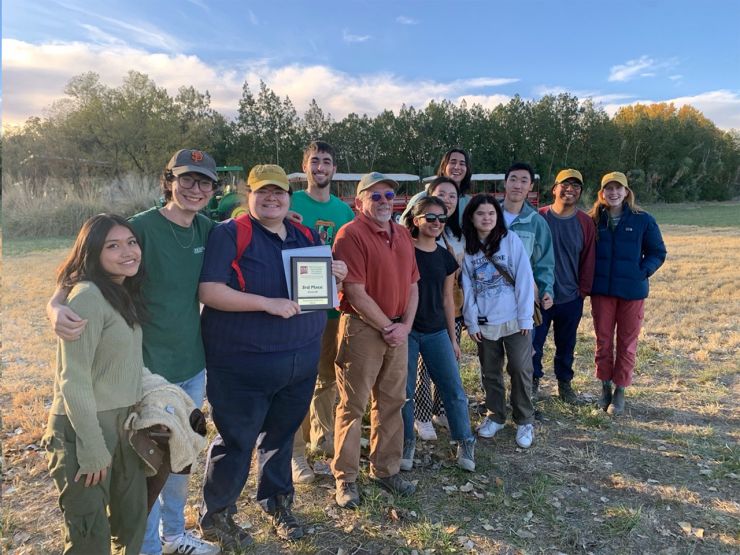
[501,163,555,311]
[588,172,666,416]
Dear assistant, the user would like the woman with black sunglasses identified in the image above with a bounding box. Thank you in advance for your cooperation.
[400,196,476,472]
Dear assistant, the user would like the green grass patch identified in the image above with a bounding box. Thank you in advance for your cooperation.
[459,360,482,395]
[715,444,739,478]
[614,430,645,446]
[696,364,738,385]
[644,201,740,227]
[601,504,643,537]
[545,399,612,429]
[399,518,459,552]
[3,236,74,256]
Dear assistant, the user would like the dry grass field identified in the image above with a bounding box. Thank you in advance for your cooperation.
[2,221,739,554]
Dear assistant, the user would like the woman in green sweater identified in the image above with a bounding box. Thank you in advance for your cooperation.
[42,213,148,554]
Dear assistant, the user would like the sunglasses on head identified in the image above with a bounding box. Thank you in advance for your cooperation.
[421,213,448,223]
[369,191,396,202]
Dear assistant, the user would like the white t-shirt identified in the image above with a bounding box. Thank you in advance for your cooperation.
[503,209,518,228]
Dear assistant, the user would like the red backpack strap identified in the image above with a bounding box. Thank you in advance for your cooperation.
[289,220,317,244]
[232,214,253,292]
[231,217,315,293]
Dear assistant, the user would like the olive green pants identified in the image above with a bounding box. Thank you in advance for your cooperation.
[43,407,146,555]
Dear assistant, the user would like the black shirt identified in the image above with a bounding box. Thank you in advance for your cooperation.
[413,245,459,333]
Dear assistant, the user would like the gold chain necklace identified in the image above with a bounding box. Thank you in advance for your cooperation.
[167,220,195,249]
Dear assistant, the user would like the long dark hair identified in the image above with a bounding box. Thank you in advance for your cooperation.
[57,214,146,327]
[437,148,472,195]
[462,194,508,258]
[427,176,462,240]
[404,195,447,238]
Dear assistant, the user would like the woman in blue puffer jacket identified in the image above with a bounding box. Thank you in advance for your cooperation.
[588,172,666,416]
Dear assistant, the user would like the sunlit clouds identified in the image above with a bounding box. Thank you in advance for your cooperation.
[3,39,738,131]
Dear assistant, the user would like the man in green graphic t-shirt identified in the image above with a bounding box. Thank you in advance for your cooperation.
[48,149,220,555]
[289,141,355,484]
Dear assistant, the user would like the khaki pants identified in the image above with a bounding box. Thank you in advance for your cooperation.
[43,408,146,555]
[332,314,408,482]
[294,318,341,456]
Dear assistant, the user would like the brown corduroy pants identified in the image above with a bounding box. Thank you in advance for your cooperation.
[331,314,408,482]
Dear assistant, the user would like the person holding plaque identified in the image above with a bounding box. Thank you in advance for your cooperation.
[197,164,346,546]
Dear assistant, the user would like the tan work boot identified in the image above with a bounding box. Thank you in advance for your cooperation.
[335,480,360,509]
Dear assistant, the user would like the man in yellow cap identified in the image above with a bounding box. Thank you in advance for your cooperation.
[532,169,596,404]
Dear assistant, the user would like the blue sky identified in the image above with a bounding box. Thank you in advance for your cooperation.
[3,0,740,129]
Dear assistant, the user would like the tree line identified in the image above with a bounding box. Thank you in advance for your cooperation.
[3,70,739,203]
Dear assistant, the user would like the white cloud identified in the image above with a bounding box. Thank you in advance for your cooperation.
[50,1,184,52]
[608,55,656,82]
[534,85,635,105]
[79,23,125,45]
[648,90,738,129]
[1,39,518,130]
[533,84,740,130]
[247,9,259,25]
[5,39,736,133]
[185,0,209,11]
[608,55,680,82]
[342,29,371,43]
[456,77,518,88]
[396,16,418,25]
[598,91,740,130]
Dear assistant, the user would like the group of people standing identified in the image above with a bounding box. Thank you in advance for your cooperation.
[43,141,666,554]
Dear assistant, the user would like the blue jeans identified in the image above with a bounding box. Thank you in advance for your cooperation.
[200,346,319,524]
[532,296,584,383]
[142,369,206,554]
[402,329,473,445]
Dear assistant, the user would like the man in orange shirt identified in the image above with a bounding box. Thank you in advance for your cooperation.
[331,172,419,509]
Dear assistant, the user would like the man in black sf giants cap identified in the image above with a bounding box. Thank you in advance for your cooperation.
[48,149,221,555]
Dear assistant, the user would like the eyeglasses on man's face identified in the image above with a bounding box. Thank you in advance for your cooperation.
[178,175,215,192]
[369,191,395,202]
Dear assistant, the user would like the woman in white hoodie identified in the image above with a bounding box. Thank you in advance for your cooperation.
[460,194,536,449]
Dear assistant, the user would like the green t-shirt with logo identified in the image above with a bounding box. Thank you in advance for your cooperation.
[290,190,355,318]
[128,207,214,383]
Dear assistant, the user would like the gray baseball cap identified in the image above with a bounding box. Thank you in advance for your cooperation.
[356,172,399,195]
[167,149,218,181]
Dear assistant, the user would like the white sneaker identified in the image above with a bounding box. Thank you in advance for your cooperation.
[432,414,449,430]
[414,420,437,441]
[476,417,505,439]
[162,531,221,555]
[291,455,316,484]
[515,423,534,449]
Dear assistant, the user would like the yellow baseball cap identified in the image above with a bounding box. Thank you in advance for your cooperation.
[600,171,629,189]
[248,164,290,192]
[555,169,583,185]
